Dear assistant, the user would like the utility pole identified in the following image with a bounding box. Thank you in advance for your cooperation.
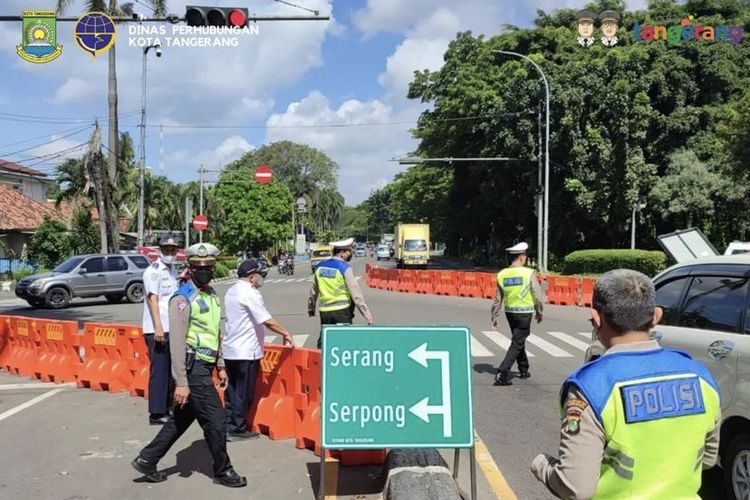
[537,100,543,272]
[199,164,204,243]
[185,196,192,248]
[138,42,161,248]
[85,123,108,254]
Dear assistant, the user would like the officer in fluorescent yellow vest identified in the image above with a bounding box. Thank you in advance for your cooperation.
[531,269,721,499]
[134,243,248,488]
[491,242,544,385]
[308,237,374,348]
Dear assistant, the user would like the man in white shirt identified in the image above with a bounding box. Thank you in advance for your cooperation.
[223,258,294,441]
[141,236,180,425]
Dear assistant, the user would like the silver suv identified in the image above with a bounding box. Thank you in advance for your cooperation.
[14,253,150,309]
[585,256,750,499]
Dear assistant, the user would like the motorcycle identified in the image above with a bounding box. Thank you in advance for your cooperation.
[279,255,294,275]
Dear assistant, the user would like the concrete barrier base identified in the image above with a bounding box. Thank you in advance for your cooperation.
[383,449,461,500]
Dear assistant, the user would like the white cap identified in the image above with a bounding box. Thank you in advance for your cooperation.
[506,242,529,254]
[330,237,354,249]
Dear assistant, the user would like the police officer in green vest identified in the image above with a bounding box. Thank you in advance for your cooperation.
[491,242,544,385]
[308,237,374,348]
[531,269,721,498]
[132,243,247,488]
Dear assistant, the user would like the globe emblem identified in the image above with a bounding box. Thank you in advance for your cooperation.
[74,12,116,59]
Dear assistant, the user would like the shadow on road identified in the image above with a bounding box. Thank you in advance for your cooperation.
[305,461,383,499]
[157,439,215,480]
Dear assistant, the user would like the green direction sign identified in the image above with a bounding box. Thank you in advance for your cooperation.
[321,326,474,449]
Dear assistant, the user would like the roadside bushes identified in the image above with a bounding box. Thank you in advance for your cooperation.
[562,250,668,277]
[214,262,230,279]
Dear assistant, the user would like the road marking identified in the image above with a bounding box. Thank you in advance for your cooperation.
[576,331,592,338]
[475,430,517,500]
[284,278,296,283]
[527,334,573,357]
[295,278,307,282]
[470,335,494,357]
[0,387,66,423]
[292,334,309,347]
[355,276,361,281]
[480,331,535,357]
[0,382,76,391]
[547,331,590,351]
[265,279,279,283]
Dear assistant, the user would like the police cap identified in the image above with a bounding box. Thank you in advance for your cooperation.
[599,10,620,23]
[575,9,596,22]
[506,242,529,254]
[159,235,180,248]
[330,237,354,249]
[186,243,220,267]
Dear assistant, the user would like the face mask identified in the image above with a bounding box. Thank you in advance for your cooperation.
[161,255,176,265]
[344,253,353,262]
[254,275,264,288]
[192,269,213,286]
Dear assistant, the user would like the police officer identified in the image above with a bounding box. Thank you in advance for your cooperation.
[141,235,179,425]
[490,242,543,386]
[132,243,247,488]
[531,269,721,498]
[308,237,374,348]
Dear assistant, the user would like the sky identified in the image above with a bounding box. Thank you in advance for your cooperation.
[0,0,648,205]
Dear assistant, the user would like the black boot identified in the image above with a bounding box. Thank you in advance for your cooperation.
[131,457,167,483]
[494,370,512,386]
[519,370,531,379]
[214,468,248,488]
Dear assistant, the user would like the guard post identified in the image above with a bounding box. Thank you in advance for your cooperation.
[320,325,476,499]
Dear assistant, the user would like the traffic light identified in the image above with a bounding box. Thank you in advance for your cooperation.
[185,6,248,27]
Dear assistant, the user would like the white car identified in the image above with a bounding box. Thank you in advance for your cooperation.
[585,255,750,499]
[376,244,390,260]
[725,241,750,256]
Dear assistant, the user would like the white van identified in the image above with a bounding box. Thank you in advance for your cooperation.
[725,242,750,256]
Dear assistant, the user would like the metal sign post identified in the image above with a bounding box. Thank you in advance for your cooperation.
[319,326,476,500]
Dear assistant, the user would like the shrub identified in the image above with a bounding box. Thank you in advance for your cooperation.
[562,249,668,277]
[11,267,41,281]
[214,262,229,279]
[217,256,238,270]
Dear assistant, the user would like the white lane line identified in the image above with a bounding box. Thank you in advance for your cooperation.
[284,278,296,283]
[293,334,309,347]
[295,278,307,282]
[470,336,494,357]
[0,388,67,423]
[527,334,573,357]
[480,331,535,357]
[576,332,592,338]
[547,331,590,351]
[0,382,76,391]
[265,279,279,283]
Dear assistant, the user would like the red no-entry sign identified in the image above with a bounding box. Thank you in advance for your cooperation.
[255,164,272,184]
[192,214,208,231]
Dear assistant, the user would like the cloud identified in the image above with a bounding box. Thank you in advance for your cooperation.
[196,135,254,172]
[51,77,92,105]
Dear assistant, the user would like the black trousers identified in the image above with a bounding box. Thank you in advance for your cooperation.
[144,333,174,416]
[316,305,355,348]
[497,312,533,374]
[139,375,232,476]
[224,359,260,434]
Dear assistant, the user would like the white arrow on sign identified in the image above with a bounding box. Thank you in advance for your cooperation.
[408,342,452,438]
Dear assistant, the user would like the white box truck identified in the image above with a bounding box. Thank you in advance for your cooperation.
[394,223,430,269]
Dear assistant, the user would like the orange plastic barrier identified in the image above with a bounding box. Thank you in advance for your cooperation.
[457,272,483,298]
[481,273,497,299]
[383,269,399,292]
[364,264,372,287]
[293,348,322,454]
[249,345,296,440]
[0,315,10,368]
[433,271,458,296]
[414,270,435,294]
[547,276,578,306]
[128,328,149,399]
[5,316,39,378]
[35,319,81,383]
[369,267,382,289]
[397,270,417,293]
[578,278,595,307]
[77,323,136,392]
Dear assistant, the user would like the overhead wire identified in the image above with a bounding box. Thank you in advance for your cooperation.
[0,110,140,125]
[0,124,93,151]
[0,125,92,158]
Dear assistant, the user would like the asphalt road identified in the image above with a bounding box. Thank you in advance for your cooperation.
[0,256,727,499]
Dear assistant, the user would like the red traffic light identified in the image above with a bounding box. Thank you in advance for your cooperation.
[228,9,247,27]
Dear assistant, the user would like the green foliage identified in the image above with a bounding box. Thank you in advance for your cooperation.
[11,267,44,281]
[336,206,368,240]
[69,208,101,255]
[216,256,238,270]
[562,249,668,277]
[212,170,293,254]
[28,218,71,269]
[214,262,229,279]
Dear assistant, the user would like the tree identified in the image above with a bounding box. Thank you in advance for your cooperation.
[56,1,167,252]
[28,218,71,269]
[212,171,293,254]
[335,206,368,241]
[69,208,101,255]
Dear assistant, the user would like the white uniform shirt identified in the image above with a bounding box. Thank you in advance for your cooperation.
[142,260,179,334]
[223,280,272,360]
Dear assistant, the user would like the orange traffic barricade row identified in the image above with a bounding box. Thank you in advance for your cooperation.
[414,270,435,294]
[293,348,323,454]
[433,271,458,296]
[383,269,399,292]
[578,278,595,307]
[397,270,417,293]
[0,315,11,368]
[547,276,578,306]
[481,273,497,299]
[77,323,136,393]
[250,345,296,440]
[5,316,39,378]
[457,272,483,298]
[128,327,150,399]
[35,319,81,383]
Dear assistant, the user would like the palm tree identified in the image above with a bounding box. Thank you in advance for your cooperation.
[56,1,168,251]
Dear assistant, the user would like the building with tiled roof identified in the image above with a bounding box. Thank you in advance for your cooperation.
[0,159,53,203]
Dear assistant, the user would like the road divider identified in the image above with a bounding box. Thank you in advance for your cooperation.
[365,264,596,308]
[0,315,385,467]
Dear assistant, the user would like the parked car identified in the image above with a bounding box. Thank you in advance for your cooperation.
[14,253,150,309]
[310,245,333,273]
[584,255,750,499]
[376,244,390,261]
[354,247,366,257]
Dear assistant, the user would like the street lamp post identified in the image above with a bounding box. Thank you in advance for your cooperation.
[493,50,550,273]
[137,41,162,248]
[631,202,647,249]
